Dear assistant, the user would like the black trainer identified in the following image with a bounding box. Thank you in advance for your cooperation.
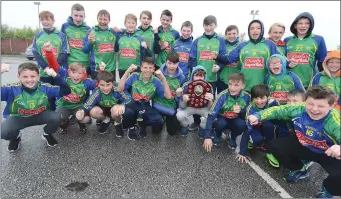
[115,124,124,138]
[98,122,112,134]
[8,137,21,152]
[59,121,69,134]
[69,115,77,125]
[79,123,87,134]
[42,134,58,147]
[127,125,139,140]
[96,119,102,125]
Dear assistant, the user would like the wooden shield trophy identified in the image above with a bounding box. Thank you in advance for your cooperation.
[186,80,212,108]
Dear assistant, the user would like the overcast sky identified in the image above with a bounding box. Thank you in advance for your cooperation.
[1,1,340,50]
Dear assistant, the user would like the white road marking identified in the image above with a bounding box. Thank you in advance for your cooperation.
[234,134,292,198]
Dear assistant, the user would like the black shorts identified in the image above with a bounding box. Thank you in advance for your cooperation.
[99,106,112,117]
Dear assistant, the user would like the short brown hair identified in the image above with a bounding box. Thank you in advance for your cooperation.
[225,25,239,35]
[160,10,173,20]
[251,84,270,100]
[181,21,193,32]
[203,15,217,26]
[142,57,154,65]
[39,11,54,21]
[268,23,285,34]
[140,10,152,20]
[228,73,245,84]
[125,13,137,24]
[166,51,179,63]
[97,9,110,20]
[71,3,85,13]
[306,86,335,106]
[18,62,39,75]
[68,62,86,73]
[97,71,114,83]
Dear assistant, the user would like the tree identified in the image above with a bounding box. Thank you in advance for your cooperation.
[1,24,40,40]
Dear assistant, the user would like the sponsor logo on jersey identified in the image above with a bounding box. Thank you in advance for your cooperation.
[270,91,288,103]
[63,93,81,103]
[121,48,137,58]
[287,53,310,64]
[178,52,189,63]
[69,39,83,49]
[98,43,114,53]
[244,57,264,69]
[199,50,213,61]
[18,106,46,115]
[41,47,58,56]
[295,130,329,150]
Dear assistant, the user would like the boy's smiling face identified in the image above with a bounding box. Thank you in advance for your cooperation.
[18,70,40,89]
[306,97,333,120]
[193,70,205,81]
[326,58,340,74]
[98,80,113,95]
[269,57,283,75]
[228,80,245,96]
[253,96,268,109]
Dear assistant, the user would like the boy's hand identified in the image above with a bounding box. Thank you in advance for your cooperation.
[210,51,218,60]
[325,145,340,160]
[99,62,106,71]
[175,87,183,97]
[153,28,158,34]
[233,104,241,113]
[288,59,298,68]
[182,94,190,102]
[43,41,52,51]
[76,110,85,121]
[114,104,125,116]
[203,138,213,152]
[212,64,220,73]
[155,70,166,81]
[113,26,122,32]
[248,115,259,125]
[89,32,96,43]
[44,67,57,77]
[1,63,11,73]
[204,93,214,102]
[141,41,148,49]
[127,64,137,73]
[236,154,250,163]
[160,41,169,50]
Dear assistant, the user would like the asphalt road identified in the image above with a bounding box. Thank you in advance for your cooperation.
[0,55,330,198]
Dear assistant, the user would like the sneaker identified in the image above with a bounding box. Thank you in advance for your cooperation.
[59,127,68,134]
[69,115,77,125]
[285,169,309,183]
[127,126,139,141]
[79,123,87,134]
[302,160,314,170]
[115,124,124,138]
[266,153,280,168]
[188,122,199,131]
[42,134,58,147]
[181,127,189,136]
[8,137,21,152]
[213,137,221,147]
[248,141,254,149]
[98,122,112,134]
[96,119,102,125]
[228,139,237,150]
[87,119,93,124]
[316,185,334,198]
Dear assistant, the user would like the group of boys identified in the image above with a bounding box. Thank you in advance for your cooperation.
[1,3,340,198]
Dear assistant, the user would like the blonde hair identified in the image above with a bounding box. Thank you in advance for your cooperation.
[125,13,137,24]
[68,62,86,73]
[39,11,55,21]
[268,23,285,34]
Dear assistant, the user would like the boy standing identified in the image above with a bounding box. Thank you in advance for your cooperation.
[154,10,180,69]
[83,10,119,80]
[310,50,340,110]
[171,21,194,81]
[248,86,340,198]
[284,12,327,88]
[267,23,286,56]
[61,3,91,74]
[189,15,226,93]
[203,73,250,152]
[1,63,71,152]
[217,25,241,93]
